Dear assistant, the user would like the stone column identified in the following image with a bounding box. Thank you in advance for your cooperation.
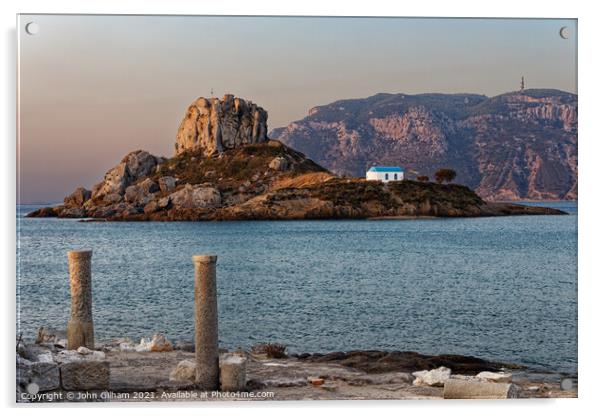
[193,254,219,390]
[220,354,247,392]
[66,250,94,350]
[443,379,520,399]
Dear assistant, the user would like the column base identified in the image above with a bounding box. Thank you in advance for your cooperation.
[67,318,94,350]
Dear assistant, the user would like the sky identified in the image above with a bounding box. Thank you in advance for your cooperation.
[17,15,577,203]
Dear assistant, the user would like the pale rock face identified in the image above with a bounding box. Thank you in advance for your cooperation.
[269,156,289,171]
[123,150,162,178]
[169,360,196,382]
[412,366,452,387]
[169,184,222,209]
[92,150,162,199]
[369,106,452,156]
[175,94,268,156]
[37,352,54,363]
[124,178,159,206]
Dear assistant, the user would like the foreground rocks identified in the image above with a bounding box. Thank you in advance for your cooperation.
[117,333,174,353]
[169,360,196,383]
[412,367,451,387]
[476,371,513,383]
[17,333,577,402]
[17,358,60,392]
[17,342,109,398]
[293,350,524,374]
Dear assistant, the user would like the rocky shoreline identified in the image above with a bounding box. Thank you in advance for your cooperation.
[17,330,577,402]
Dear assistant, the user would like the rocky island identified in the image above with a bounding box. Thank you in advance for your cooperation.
[27,95,566,221]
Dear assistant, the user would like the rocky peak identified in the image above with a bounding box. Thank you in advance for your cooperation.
[175,94,268,157]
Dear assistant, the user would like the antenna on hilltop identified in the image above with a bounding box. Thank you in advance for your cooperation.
[520,76,525,92]
[210,88,214,97]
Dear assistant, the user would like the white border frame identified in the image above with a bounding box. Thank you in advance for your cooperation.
[3,1,600,415]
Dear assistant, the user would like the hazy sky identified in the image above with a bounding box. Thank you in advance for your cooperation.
[18,15,577,203]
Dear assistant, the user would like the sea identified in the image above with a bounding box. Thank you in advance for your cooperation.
[16,201,577,375]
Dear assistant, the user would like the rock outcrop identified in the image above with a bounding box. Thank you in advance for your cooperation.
[90,150,165,202]
[64,187,91,207]
[168,184,222,209]
[175,94,268,157]
[124,178,159,206]
[270,89,578,200]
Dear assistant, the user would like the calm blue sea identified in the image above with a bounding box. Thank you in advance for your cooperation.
[16,202,577,374]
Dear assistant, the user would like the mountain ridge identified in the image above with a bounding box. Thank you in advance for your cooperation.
[270,89,577,200]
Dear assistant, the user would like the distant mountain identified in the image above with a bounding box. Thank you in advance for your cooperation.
[270,89,577,200]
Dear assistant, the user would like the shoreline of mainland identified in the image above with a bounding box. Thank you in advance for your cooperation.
[17,329,577,402]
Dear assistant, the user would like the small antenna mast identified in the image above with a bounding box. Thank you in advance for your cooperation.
[520,76,525,92]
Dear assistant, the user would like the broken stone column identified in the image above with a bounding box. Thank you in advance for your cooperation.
[66,250,94,350]
[220,354,247,392]
[443,379,520,399]
[193,254,219,390]
[60,361,110,391]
